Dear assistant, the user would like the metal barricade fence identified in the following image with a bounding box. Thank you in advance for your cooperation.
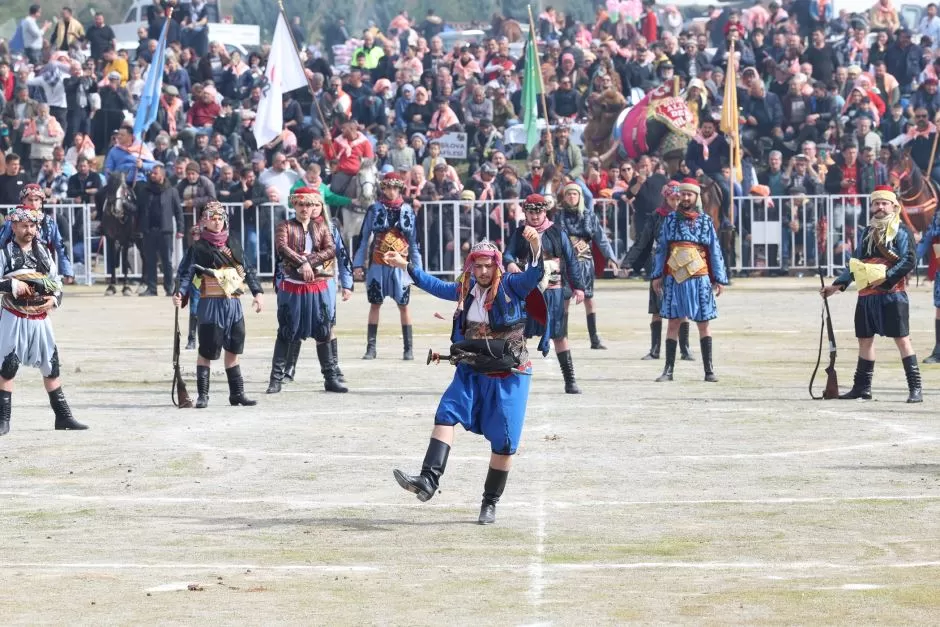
[0,194,902,285]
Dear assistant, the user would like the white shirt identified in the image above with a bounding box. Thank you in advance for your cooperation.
[466,284,489,324]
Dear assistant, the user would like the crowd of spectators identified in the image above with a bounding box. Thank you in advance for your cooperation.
[0,0,937,278]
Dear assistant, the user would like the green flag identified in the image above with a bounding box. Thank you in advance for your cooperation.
[522,38,541,151]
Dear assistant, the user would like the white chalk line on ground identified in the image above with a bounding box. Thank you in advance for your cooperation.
[527,491,547,608]
[2,560,938,575]
[3,491,940,509]
[0,562,378,572]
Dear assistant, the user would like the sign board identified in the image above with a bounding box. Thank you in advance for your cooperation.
[436,132,468,160]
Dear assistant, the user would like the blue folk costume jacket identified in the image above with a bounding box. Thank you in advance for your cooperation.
[503,224,585,294]
[406,257,550,355]
[331,222,354,291]
[556,208,616,261]
[835,224,916,291]
[0,215,73,278]
[651,211,729,285]
[352,201,422,269]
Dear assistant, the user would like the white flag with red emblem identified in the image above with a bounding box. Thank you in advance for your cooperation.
[253,12,307,148]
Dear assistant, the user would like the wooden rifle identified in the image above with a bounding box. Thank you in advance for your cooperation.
[810,269,839,399]
[172,279,194,408]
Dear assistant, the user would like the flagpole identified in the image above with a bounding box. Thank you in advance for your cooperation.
[134,8,173,177]
[727,40,735,227]
[277,0,335,153]
[527,5,554,166]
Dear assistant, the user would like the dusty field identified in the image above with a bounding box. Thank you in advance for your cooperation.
[1,277,939,625]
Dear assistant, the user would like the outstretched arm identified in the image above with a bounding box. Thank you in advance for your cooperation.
[384,250,459,301]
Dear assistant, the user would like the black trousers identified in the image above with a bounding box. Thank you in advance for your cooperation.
[142,229,173,293]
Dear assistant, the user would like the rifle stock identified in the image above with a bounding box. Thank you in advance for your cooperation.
[172,280,193,409]
[816,270,840,399]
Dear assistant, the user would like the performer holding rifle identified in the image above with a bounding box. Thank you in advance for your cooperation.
[820,186,922,403]
[387,234,546,526]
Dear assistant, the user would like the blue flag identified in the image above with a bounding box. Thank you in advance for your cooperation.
[133,17,170,140]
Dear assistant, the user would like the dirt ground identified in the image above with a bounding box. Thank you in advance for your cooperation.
[1,277,939,625]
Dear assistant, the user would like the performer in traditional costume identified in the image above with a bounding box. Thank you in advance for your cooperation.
[352,172,421,360]
[504,193,586,394]
[916,208,940,364]
[554,183,620,349]
[388,236,546,525]
[0,205,86,436]
[0,184,74,282]
[266,187,345,394]
[622,181,696,361]
[174,202,264,408]
[650,179,728,382]
[821,186,921,403]
[282,188,355,386]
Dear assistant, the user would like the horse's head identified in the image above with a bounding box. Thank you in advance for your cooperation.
[358,158,377,204]
[887,147,914,190]
[106,172,127,193]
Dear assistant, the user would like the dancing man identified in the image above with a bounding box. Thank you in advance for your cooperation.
[555,183,620,349]
[622,181,696,361]
[650,179,728,382]
[266,187,345,394]
[0,205,86,436]
[504,193,586,394]
[352,172,421,360]
[0,184,74,283]
[388,235,546,525]
[174,202,264,408]
[821,186,921,402]
[283,184,355,386]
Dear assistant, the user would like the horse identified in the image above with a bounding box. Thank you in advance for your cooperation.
[491,14,524,43]
[337,157,378,256]
[699,175,735,272]
[887,149,937,235]
[97,172,139,295]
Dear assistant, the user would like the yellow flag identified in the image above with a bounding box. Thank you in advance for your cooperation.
[720,42,742,183]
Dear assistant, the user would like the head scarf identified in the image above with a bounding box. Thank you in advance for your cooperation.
[456,240,503,314]
[524,193,554,233]
[677,178,702,220]
[289,186,329,222]
[560,183,584,213]
[19,183,45,204]
[867,185,901,245]
[200,201,230,247]
[8,206,43,224]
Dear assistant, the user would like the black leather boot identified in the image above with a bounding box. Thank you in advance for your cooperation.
[679,321,695,361]
[557,350,581,394]
[49,387,87,430]
[479,467,509,525]
[226,365,257,406]
[317,341,348,393]
[656,339,677,382]
[186,315,197,350]
[923,320,940,364]
[587,313,606,349]
[331,337,345,383]
[284,341,301,382]
[402,325,414,360]
[701,336,717,382]
[0,390,10,436]
[393,438,450,502]
[840,357,874,400]
[363,323,377,360]
[266,337,289,394]
[903,355,923,403]
[195,365,210,408]
[642,320,662,360]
